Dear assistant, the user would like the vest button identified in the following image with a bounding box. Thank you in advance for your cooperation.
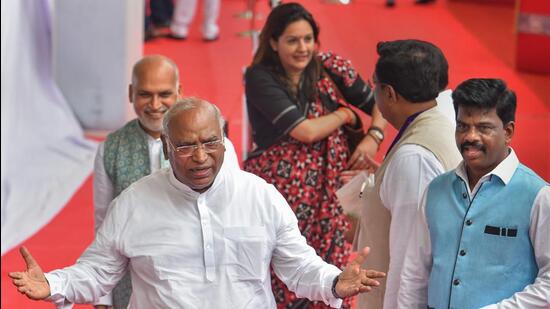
[453,279,460,286]
[462,192,467,199]
[466,219,472,226]
[459,250,466,256]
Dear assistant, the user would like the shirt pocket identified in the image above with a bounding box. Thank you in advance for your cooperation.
[224,226,269,282]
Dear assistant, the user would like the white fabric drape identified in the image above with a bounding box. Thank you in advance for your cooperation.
[1,0,97,255]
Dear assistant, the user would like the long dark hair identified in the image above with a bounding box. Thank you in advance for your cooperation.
[252,3,321,102]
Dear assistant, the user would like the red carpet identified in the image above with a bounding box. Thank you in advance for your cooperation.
[3,0,548,307]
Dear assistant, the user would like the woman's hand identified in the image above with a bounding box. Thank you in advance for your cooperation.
[347,135,381,172]
[340,170,362,185]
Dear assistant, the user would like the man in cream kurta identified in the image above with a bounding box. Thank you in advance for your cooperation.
[355,40,461,309]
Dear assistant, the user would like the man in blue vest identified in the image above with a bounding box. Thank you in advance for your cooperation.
[398,78,549,308]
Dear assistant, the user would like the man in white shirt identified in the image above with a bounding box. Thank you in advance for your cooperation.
[9,97,386,309]
[355,39,462,309]
[371,39,456,128]
[398,78,549,308]
[93,55,239,309]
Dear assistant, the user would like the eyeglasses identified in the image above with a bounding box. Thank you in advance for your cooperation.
[166,138,224,157]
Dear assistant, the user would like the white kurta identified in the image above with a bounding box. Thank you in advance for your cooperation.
[379,144,445,309]
[93,136,241,231]
[46,161,342,309]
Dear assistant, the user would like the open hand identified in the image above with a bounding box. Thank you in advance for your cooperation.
[8,246,50,300]
[335,247,386,298]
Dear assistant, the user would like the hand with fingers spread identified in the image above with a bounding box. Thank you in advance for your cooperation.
[8,246,50,300]
[334,247,386,298]
[347,136,380,172]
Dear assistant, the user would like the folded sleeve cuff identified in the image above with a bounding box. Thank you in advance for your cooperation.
[44,272,73,308]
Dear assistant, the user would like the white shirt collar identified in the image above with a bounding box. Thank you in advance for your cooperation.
[456,147,519,189]
[167,160,228,199]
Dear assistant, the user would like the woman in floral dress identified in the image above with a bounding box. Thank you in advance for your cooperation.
[244,3,387,308]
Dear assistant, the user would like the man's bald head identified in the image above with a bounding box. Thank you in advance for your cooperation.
[162,97,225,137]
[131,55,180,87]
[129,55,181,138]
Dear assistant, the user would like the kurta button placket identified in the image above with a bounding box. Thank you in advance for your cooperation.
[197,195,216,282]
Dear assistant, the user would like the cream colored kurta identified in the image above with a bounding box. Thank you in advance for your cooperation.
[355,107,461,309]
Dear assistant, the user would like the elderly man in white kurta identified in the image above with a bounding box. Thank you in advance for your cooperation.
[9,98,385,309]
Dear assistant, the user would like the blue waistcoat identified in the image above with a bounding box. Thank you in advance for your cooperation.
[425,164,547,309]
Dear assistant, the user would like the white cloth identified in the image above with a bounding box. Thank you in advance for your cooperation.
[94,136,240,231]
[53,161,341,309]
[93,135,161,232]
[436,89,455,127]
[93,136,240,306]
[171,0,220,39]
[398,149,550,308]
[1,0,96,255]
[379,144,445,309]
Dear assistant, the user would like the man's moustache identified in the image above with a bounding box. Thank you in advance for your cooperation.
[460,142,486,153]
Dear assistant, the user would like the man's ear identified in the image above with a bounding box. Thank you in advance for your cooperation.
[128,84,134,103]
[384,84,398,103]
[504,121,515,146]
[177,84,183,98]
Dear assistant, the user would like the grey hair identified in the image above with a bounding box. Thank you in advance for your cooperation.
[131,55,180,87]
[162,97,226,137]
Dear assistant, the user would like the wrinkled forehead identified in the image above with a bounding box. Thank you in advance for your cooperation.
[168,107,222,140]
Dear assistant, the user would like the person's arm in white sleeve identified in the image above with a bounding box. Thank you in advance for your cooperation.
[45,194,131,306]
[481,186,550,308]
[94,142,114,232]
[379,144,444,307]
[267,185,343,308]
[397,189,433,309]
[92,142,115,307]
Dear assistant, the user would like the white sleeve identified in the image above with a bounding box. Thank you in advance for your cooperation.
[481,186,550,309]
[379,144,444,307]
[268,185,342,308]
[397,190,432,308]
[93,142,114,232]
[91,142,116,306]
[45,194,130,305]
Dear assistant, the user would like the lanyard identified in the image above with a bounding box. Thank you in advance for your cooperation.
[385,110,425,156]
